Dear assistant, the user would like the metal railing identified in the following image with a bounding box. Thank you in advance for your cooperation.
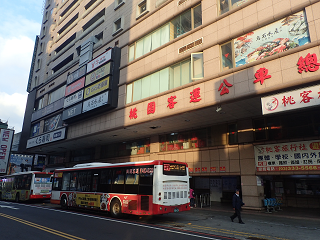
[195,193,211,208]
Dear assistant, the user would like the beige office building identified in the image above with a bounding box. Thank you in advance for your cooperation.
[20,0,320,209]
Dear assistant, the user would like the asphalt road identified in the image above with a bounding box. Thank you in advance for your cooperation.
[0,201,236,240]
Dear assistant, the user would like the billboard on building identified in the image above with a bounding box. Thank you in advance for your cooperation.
[82,91,109,112]
[84,77,109,99]
[85,62,110,86]
[261,84,320,115]
[64,89,84,108]
[65,77,85,97]
[87,49,112,73]
[27,127,66,148]
[254,140,320,172]
[234,11,310,67]
[8,154,33,174]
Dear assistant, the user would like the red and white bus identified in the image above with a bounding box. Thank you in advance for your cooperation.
[0,172,52,201]
[51,160,190,217]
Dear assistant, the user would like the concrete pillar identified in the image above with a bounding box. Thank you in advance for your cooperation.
[239,144,264,209]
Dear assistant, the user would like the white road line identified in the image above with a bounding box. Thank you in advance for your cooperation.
[0,205,19,210]
[15,203,222,240]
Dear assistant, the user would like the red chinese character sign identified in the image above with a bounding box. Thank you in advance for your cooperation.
[129,107,137,119]
[297,53,320,73]
[253,68,271,85]
[254,140,320,172]
[147,101,156,114]
[190,87,201,102]
[218,79,233,95]
[261,84,320,115]
[167,96,177,109]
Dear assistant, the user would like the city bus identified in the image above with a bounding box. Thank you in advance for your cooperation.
[0,172,53,202]
[50,160,190,217]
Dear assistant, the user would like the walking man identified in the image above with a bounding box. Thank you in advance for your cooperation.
[230,189,245,224]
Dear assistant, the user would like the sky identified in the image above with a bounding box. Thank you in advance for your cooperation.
[0,0,43,133]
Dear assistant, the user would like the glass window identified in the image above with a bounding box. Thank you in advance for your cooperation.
[129,5,201,62]
[132,79,142,102]
[193,4,202,28]
[126,83,133,104]
[135,39,144,59]
[70,172,77,191]
[221,42,233,70]
[150,71,160,96]
[48,85,66,105]
[172,10,192,38]
[125,168,139,184]
[128,45,135,62]
[77,171,91,192]
[254,118,267,141]
[114,18,122,33]
[113,169,125,184]
[151,29,161,50]
[160,128,208,152]
[62,172,70,191]
[159,68,169,93]
[127,58,195,103]
[219,0,249,15]
[141,75,151,99]
[30,122,40,137]
[220,0,229,15]
[101,138,150,158]
[228,123,238,144]
[191,53,204,79]
[71,148,95,162]
[139,0,147,15]
[34,97,45,111]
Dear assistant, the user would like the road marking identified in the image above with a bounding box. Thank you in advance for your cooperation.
[0,213,86,240]
[0,205,19,210]
[19,204,229,240]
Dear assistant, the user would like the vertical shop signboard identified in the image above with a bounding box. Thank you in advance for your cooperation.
[0,129,14,174]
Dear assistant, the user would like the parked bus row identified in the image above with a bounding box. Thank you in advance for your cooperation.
[0,160,190,218]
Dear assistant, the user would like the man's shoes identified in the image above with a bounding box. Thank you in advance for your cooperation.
[230,217,234,222]
[239,221,245,224]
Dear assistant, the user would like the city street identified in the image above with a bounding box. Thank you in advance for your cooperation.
[1,200,319,240]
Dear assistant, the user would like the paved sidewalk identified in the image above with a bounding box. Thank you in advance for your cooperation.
[192,202,320,221]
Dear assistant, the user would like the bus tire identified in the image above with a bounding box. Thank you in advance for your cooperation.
[110,198,122,218]
[15,193,20,203]
[60,195,68,210]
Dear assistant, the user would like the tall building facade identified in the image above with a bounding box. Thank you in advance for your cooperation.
[20,0,320,209]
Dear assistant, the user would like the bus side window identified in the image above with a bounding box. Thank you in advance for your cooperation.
[112,168,125,193]
[100,169,112,192]
[53,178,62,190]
[25,174,32,190]
[70,172,77,191]
[77,171,91,192]
[62,172,71,191]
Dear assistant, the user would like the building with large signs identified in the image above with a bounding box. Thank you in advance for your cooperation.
[20,0,320,209]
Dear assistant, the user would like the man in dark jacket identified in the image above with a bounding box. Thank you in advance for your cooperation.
[230,189,245,224]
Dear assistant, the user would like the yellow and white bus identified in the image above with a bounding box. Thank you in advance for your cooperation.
[0,172,52,202]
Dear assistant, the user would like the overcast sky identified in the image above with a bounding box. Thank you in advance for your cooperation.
[0,0,43,132]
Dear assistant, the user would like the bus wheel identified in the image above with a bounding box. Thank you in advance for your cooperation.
[60,196,68,210]
[15,193,20,203]
[110,199,122,218]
